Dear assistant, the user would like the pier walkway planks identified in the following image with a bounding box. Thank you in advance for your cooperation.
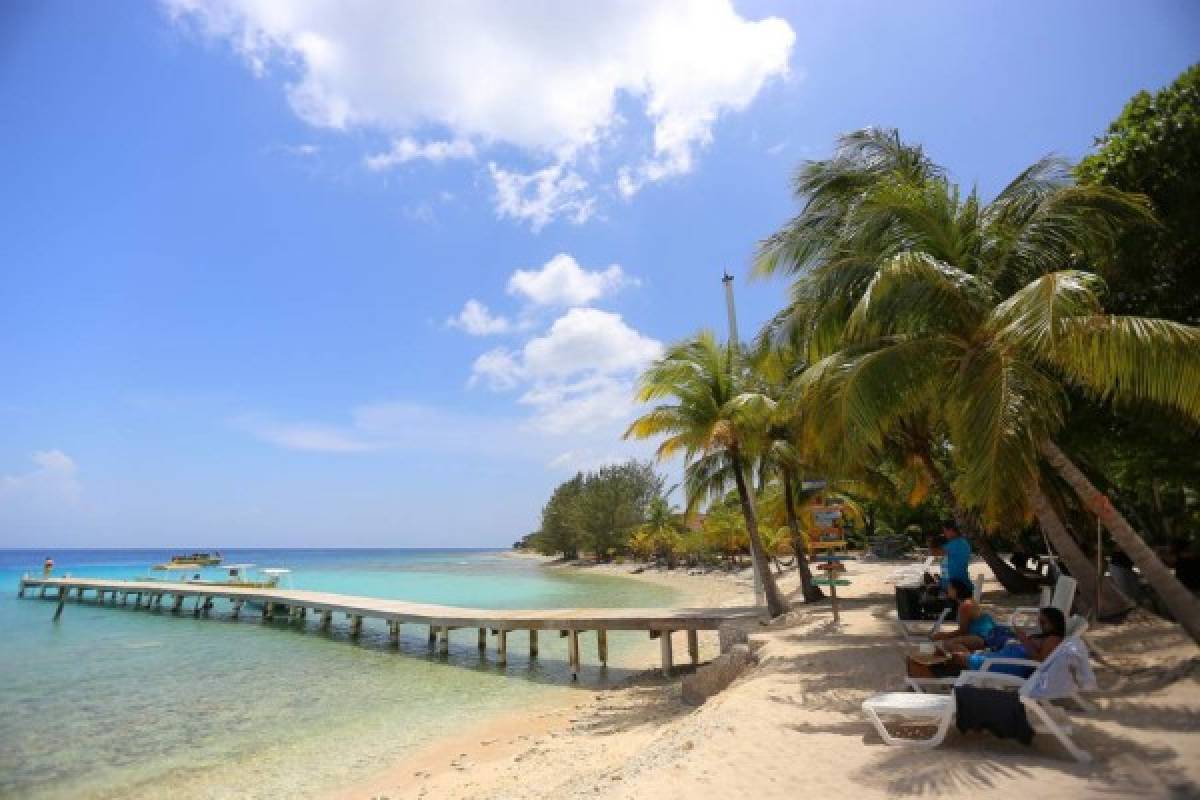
[18,576,758,678]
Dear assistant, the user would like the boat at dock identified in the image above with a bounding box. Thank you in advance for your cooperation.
[154,551,223,568]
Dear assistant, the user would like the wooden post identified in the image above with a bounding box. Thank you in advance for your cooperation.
[203,598,214,616]
[659,630,673,677]
[438,626,449,656]
[428,625,437,645]
[568,630,580,680]
[54,594,66,620]
[40,585,47,597]
[389,620,400,642]
[231,599,243,619]
[687,630,699,665]
[529,629,539,658]
[350,615,363,637]
[320,609,332,630]
[478,627,487,650]
[497,629,507,665]
[597,629,608,666]
[263,602,273,621]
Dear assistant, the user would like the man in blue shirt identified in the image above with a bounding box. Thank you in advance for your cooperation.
[939,520,974,598]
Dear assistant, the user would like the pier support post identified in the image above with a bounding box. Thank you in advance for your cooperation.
[529,629,538,659]
[659,631,673,677]
[438,626,449,656]
[40,585,47,597]
[428,626,437,646]
[568,630,580,680]
[202,598,214,616]
[320,610,332,631]
[389,620,400,642]
[231,600,243,619]
[597,629,608,666]
[687,630,699,666]
[262,602,273,621]
[54,594,66,620]
[478,628,487,650]
[172,595,184,613]
[497,630,507,665]
[350,615,363,637]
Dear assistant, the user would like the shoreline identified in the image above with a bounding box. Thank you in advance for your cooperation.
[330,552,771,800]
[331,555,1200,800]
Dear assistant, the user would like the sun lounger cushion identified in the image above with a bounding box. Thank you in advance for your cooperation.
[953,685,1034,745]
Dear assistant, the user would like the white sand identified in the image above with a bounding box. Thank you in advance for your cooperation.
[336,556,1200,800]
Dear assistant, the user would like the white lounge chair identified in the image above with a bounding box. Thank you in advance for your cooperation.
[896,606,951,643]
[865,634,1096,761]
[1010,575,1077,631]
[888,556,935,586]
[906,614,1089,694]
[896,572,985,643]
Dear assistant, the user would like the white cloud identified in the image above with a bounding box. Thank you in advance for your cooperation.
[507,253,631,307]
[469,348,523,390]
[488,163,594,231]
[521,308,661,378]
[446,299,512,336]
[0,450,81,506]
[241,420,377,453]
[165,0,795,225]
[365,136,475,171]
[469,307,662,443]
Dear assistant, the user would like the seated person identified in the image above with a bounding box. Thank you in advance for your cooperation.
[931,578,993,653]
[960,606,1065,678]
[906,579,993,679]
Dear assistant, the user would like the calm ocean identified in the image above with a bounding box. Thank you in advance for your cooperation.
[0,549,678,799]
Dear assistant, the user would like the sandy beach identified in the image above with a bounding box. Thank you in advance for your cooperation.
[335,555,1200,800]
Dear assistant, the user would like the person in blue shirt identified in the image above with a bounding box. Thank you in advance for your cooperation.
[938,520,973,598]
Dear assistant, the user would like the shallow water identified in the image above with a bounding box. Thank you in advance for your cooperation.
[0,549,678,799]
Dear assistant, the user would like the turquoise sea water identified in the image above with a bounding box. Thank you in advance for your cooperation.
[0,549,678,799]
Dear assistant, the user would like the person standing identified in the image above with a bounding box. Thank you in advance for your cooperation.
[939,520,973,597]
[42,556,54,576]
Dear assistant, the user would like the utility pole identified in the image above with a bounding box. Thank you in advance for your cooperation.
[723,271,765,609]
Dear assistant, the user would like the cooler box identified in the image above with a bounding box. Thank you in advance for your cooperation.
[895,586,925,621]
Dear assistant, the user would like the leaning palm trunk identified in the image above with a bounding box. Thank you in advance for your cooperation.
[782,470,824,602]
[730,448,790,617]
[915,451,1039,595]
[1041,440,1200,646]
[1027,486,1133,618]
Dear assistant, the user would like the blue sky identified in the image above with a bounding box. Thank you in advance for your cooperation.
[2,1,1197,547]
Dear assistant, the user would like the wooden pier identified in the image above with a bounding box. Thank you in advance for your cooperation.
[17,576,756,678]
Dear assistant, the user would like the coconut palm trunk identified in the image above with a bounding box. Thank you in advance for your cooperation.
[781,470,824,602]
[1027,485,1133,618]
[730,446,790,617]
[1041,440,1200,645]
[914,450,1039,594]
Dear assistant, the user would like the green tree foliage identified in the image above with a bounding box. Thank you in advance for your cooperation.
[530,460,664,560]
[1077,64,1200,325]
[578,461,665,559]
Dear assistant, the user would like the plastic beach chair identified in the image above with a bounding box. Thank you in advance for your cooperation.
[906,615,1090,695]
[866,634,1096,762]
[861,691,956,749]
[1010,576,1077,631]
[896,606,951,643]
[887,556,934,586]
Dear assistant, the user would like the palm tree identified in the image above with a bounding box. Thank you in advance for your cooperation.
[632,496,684,567]
[758,131,1200,639]
[793,261,1200,632]
[749,340,824,601]
[625,333,790,617]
